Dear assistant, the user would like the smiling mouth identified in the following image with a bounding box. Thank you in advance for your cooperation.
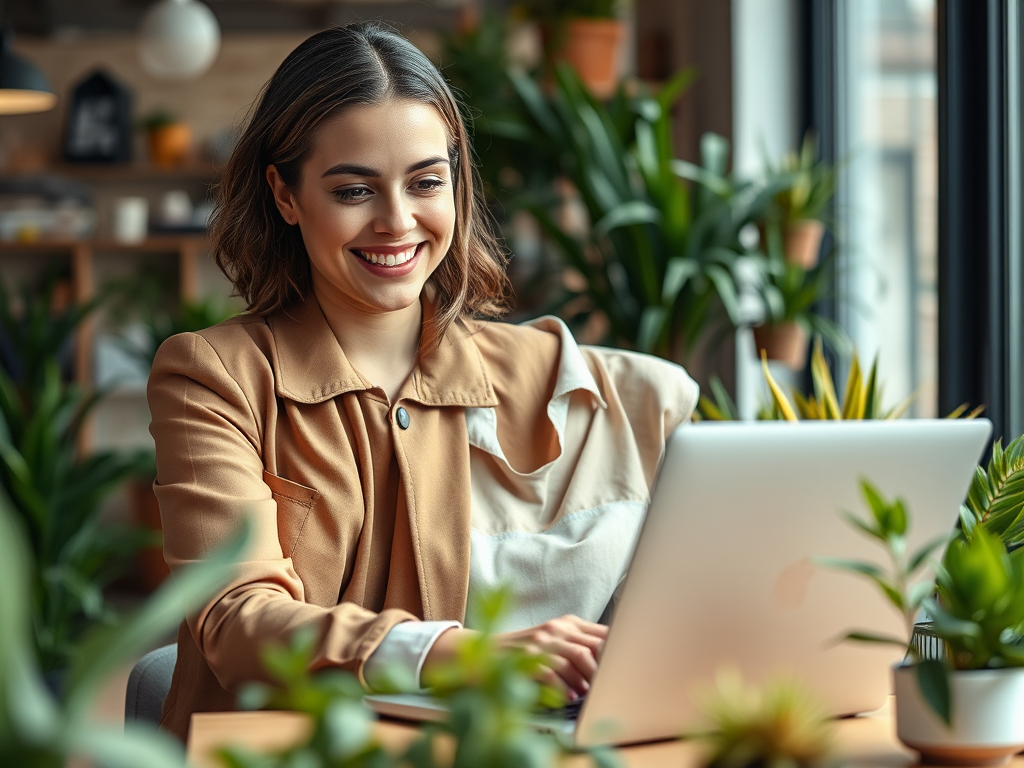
[353,244,419,267]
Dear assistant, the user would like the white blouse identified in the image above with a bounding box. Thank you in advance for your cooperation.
[363,317,698,687]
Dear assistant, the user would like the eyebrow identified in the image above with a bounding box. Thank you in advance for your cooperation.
[321,156,450,179]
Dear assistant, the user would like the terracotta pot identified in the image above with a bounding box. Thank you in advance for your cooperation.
[148,123,192,169]
[757,219,826,268]
[752,322,808,369]
[553,18,625,98]
[130,477,169,592]
[783,219,826,268]
[893,664,1024,766]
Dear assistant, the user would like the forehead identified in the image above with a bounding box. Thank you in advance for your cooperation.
[308,99,451,167]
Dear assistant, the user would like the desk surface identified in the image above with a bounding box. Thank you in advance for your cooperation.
[185,699,957,768]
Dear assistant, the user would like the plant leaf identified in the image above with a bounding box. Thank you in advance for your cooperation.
[915,659,952,727]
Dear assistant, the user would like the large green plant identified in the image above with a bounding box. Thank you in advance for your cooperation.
[512,64,770,361]
[0,279,151,671]
[0,487,251,767]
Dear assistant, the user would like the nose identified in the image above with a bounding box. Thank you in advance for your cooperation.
[373,189,416,236]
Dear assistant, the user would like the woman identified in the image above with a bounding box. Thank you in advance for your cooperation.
[148,22,698,742]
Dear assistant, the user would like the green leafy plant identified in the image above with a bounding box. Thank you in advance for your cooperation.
[927,528,1024,678]
[439,12,536,215]
[109,272,237,371]
[752,252,847,358]
[820,480,1024,726]
[138,109,180,133]
[959,435,1024,549]
[760,132,837,226]
[693,669,836,768]
[513,63,771,361]
[0,278,152,671]
[816,480,952,721]
[219,588,619,768]
[0,485,251,767]
[520,0,621,22]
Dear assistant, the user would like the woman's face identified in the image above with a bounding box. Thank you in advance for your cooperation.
[268,98,456,318]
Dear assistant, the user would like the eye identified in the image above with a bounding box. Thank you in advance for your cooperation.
[412,177,447,194]
[333,186,372,203]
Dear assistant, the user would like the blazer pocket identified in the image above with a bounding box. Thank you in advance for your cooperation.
[263,470,322,559]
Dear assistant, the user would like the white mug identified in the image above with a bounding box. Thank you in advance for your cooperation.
[113,196,148,243]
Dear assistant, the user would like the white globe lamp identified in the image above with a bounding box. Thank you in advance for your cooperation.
[139,0,220,80]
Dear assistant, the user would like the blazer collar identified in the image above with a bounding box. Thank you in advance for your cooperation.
[267,296,497,408]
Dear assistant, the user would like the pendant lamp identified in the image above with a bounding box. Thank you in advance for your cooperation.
[0,28,56,115]
[138,0,220,81]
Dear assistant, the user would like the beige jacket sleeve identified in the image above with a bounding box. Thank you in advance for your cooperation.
[148,331,417,691]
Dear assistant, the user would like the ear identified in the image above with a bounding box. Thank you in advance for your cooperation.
[266,164,298,225]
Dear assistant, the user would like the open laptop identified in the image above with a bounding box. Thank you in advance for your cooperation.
[367,419,992,747]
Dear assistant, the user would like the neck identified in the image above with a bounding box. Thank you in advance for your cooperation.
[314,286,422,403]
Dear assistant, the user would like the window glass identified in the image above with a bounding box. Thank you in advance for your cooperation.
[837,0,937,415]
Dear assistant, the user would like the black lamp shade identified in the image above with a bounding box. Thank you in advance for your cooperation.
[0,31,55,115]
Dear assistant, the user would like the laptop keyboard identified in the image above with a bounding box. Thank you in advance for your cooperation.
[546,696,586,721]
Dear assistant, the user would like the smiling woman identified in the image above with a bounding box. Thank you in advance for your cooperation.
[146,21,699,744]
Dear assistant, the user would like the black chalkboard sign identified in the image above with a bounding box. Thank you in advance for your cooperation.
[64,69,133,163]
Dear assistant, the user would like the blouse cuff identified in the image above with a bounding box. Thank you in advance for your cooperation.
[363,619,462,691]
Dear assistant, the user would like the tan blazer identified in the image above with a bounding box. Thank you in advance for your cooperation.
[148,297,697,741]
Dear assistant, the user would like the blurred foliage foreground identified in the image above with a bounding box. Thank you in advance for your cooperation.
[219,588,619,768]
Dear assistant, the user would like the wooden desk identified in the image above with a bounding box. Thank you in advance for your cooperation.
[187,700,932,768]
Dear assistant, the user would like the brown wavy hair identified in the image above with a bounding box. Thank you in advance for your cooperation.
[211,22,511,340]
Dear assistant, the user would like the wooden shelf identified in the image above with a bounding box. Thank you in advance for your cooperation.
[0,235,208,252]
[0,235,211,389]
[46,162,220,182]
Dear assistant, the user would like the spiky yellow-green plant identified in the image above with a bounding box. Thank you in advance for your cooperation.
[695,669,836,768]
[697,336,983,422]
[759,337,919,422]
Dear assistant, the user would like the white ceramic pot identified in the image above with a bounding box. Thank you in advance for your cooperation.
[893,664,1024,766]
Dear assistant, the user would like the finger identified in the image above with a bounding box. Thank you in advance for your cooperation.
[547,637,599,683]
[536,663,578,701]
[562,616,609,639]
[546,653,590,696]
[563,629,603,659]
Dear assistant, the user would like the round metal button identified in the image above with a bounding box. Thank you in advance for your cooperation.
[396,406,410,430]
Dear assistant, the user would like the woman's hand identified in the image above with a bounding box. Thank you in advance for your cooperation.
[423,615,607,700]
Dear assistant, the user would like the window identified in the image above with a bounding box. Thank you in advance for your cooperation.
[835,0,938,416]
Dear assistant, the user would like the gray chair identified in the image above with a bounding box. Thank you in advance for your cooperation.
[124,644,177,725]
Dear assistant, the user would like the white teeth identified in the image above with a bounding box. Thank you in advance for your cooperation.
[358,246,416,266]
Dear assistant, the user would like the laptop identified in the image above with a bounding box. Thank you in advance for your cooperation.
[367,419,992,747]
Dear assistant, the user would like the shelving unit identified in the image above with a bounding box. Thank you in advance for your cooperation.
[0,235,210,388]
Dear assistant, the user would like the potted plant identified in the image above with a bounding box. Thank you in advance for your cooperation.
[692,670,836,768]
[511,63,770,365]
[521,0,625,98]
[698,336,984,423]
[0,484,249,765]
[139,108,192,169]
[757,132,837,269]
[750,239,846,369]
[0,277,152,675]
[821,481,1024,766]
[699,338,902,422]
